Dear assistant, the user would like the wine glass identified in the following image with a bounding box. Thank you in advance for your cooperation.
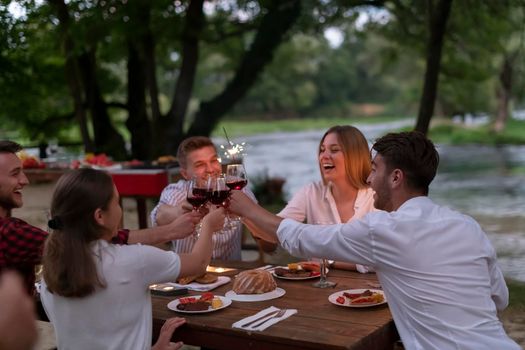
[226,164,248,190]
[312,221,336,288]
[209,174,230,208]
[313,258,336,288]
[186,176,209,239]
[226,164,247,223]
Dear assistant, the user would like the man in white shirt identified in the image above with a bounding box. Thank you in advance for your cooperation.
[228,131,519,350]
[151,136,274,260]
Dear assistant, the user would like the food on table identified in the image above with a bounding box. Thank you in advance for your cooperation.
[274,266,319,278]
[157,155,177,163]
[84,153,114,167]
[336,289,384,305]
[195,273,218,284]
[177,273,218,285]
[298,261,320,273]
[18,152,46,169]
[287,263,299,270]
[211,297,223,309]
[176,292,222,311]
[233,270,277,294]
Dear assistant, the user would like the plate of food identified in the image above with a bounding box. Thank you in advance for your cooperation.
[171,274,231,291]
[226,269,285,302]
[328,289,387,308]
[167,292,231,314]
[272,263,323,280]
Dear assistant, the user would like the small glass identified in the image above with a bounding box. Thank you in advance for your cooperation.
[312,259,336,288]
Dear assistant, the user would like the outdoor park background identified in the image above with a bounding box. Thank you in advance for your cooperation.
[2,0,525,347]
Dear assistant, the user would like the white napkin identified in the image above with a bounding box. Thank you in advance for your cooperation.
[232,306,297,332]
[167,276,231,292]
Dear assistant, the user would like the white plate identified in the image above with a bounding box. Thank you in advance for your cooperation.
[272,266,325,280]
[169,276,231,291]
[225,287,286,302]
[167,295,231,314]
[328,289,387,308]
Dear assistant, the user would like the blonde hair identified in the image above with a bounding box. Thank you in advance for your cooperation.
[318,125,371,189]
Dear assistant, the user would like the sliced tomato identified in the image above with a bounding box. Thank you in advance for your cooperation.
[200,292,214,302]
[179,297,197,305]
[336,296,346,304]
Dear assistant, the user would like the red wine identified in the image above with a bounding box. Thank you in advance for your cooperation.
[226,179,247,190]
[193,188,208,197]
[209,190,230,205]
[187,195,207,208]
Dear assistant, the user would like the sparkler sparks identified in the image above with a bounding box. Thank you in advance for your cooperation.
[220,141,246,161]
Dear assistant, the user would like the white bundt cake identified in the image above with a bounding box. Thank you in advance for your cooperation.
[232,270,277,294]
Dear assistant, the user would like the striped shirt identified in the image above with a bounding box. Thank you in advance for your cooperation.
[150,180,256,260]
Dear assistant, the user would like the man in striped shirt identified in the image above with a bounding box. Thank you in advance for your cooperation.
[151,136,275,260]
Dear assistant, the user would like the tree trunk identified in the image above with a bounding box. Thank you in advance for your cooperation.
[186,0,302,139]
[126,42,152,159]
[48,0,94,152]
[415,0,453,135]
[78,50,128,159]
[493,55,513,133]
[164,0,206,153]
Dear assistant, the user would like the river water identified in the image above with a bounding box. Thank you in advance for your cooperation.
[218,120,525,282]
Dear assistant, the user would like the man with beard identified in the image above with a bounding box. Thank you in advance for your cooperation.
[228,131,518,350]
[0,141,200,294]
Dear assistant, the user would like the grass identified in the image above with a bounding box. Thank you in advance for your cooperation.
[429,118,525,145]
[508,279,525,308]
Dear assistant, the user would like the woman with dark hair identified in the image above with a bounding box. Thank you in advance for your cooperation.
[41,168,224,350]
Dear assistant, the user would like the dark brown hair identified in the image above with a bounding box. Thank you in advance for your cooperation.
[372,131,439,195]
[43,168,115,297]
[0,140,23,154]
[176,136,216,169]
[318,125,371,189]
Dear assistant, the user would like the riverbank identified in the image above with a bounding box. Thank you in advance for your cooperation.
[216,115,525,145]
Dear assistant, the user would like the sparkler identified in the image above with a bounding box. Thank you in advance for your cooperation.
[220,127,246,162]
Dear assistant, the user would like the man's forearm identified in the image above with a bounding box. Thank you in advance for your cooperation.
[243,205,283,243]
[127,226,170,245]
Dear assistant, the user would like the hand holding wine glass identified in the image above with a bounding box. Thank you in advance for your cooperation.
[186,176,209,210]
[186,176,209,240]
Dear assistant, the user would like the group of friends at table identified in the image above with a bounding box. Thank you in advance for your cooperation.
[0,125,520,350]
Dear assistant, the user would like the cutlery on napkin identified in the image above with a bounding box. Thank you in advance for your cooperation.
[232,306,297,331]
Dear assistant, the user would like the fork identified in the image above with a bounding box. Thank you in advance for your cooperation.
[251,309,287,328]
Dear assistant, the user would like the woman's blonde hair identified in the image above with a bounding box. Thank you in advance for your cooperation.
[318,125,371,189]
[43,168,114,297]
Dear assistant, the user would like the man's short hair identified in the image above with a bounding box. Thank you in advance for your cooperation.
[0,141,23,154]
[176,136,216,169]
[372,131,439,195]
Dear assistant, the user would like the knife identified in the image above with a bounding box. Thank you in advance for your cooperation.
[239,309,280,328]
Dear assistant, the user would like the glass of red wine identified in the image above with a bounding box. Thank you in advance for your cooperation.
[209,175,230,207]
[226,164,247,224]
[226,164,248,190]
[186,176,209,239]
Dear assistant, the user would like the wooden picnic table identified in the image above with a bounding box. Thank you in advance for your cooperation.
[152,261,398,350]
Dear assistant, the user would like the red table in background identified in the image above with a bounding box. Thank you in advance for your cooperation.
[110,169,181,229]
